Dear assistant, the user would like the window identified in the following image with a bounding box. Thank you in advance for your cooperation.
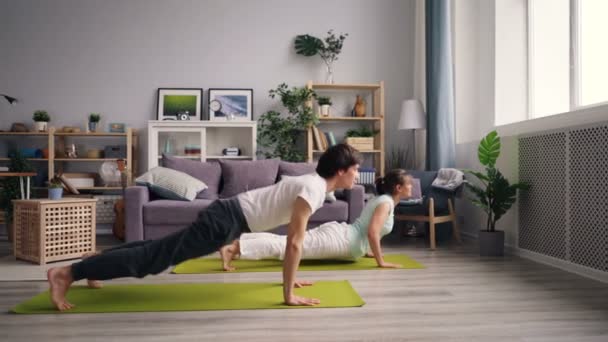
[528,0,608,118]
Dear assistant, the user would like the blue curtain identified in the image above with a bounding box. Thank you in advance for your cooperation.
[425,0,456,170]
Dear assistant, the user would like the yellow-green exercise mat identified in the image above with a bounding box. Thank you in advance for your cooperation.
[12,280,364,314]
[173,254,424,274]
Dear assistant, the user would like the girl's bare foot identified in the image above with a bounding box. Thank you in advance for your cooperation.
[47,266,75,311]
[82,251,103,288]
[219,240,240,271]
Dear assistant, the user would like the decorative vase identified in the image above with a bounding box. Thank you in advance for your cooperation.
[354,95,366,117]
[320,104,331,117]
[88,121,97,132]
[49,187,63,200]
[34,121,47,132]
[479,230,505,256]
[325,63,334,84]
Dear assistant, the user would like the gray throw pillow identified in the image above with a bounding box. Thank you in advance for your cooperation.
[278,161,317,178]
[162,154,221,199]
[219,159,280,198]
[136,167,208,201]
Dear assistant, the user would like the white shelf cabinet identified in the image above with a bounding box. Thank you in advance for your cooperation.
[147,121,257,170]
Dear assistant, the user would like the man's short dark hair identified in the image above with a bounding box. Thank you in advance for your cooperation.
[316,143,362,178]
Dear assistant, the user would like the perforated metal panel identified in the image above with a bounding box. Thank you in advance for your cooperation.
[569,126,608,271]
[519,125,608,273]
[519,133,567,259]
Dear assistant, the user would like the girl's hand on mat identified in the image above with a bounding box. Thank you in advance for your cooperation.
[294,280,314,288]
[379,262,402,269]
[285,295,321,306]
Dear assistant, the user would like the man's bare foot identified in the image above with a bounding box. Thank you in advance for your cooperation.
[47,266,75,311]
[82,251,103,288]
[219,240,240,271]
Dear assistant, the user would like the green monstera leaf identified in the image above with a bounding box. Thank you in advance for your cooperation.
[478,130,501,167]
[294,34,323,56]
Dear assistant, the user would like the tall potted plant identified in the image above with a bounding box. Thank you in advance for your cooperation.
[32,110,50,132]
[257,83,317,162]
[465,130,529,256]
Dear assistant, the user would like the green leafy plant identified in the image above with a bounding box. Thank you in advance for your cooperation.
[295,30,348,68]
[257,83,318,161]
[89,113,101,123]
[464,130,530,232]
[33,110,50,122]
[345,127,380,138]
[317,96,332,106]
[48,176,63,189]
[0,151,34,225]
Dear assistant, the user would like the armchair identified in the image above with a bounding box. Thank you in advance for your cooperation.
[395,170,463,250]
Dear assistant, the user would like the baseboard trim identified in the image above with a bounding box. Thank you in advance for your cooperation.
[505,244,608,284]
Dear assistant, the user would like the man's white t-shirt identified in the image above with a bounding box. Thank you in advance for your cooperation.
[237,173,327,232]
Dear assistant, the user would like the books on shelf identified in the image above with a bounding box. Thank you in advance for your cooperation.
[357,167,376,185]
[312,126,337,151]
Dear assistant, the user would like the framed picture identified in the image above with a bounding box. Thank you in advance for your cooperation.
[157,88,203,121]
[208,88,253,121]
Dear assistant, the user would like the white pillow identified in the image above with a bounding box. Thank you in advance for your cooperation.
[136,167,208,201]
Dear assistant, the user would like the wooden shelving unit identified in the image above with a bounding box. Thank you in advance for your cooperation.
[305,81,385,176]
[0,127,138,190]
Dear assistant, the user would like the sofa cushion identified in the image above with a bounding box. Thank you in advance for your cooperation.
[310,200,348,222]
[219,159,280,198]
[144,199,214,225]
[278,161,317,177]
[162,154,221,200]
[135,167,208,201]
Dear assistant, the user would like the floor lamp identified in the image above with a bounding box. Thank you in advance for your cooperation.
[398,99,426,170]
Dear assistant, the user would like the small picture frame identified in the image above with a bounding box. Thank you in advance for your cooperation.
[108,123,126,133]
[157,88,203,121]
[208,88,253,121]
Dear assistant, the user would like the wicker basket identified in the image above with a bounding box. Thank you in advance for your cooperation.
[12,198,97,264]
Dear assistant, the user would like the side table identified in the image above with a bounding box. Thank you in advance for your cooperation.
[12,198,97,264]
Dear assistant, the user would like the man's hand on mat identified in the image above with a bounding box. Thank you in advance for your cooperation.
[379,262,402,269]
[285,294,321,306]
[294,280,314,288]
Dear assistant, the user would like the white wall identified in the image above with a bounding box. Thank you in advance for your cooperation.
[0,0,416,171]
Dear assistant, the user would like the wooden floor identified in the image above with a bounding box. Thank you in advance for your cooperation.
[1,232,608,342]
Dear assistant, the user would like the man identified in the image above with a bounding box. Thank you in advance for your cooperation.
[47,143,361,310]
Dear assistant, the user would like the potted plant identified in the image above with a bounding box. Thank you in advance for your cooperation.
[257,83,318,161]
[294,29,348,84]
[48,176,64,200]
[317,96,332,117]
[32,110,50,132]
[88,113,101,132]
[464,130,530,256]
[344,127,379,151]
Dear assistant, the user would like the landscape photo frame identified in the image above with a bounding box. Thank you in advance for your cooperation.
[157,88,203,121]
[208,88,253,121]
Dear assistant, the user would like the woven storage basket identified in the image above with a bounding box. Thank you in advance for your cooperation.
[12,199,96,264]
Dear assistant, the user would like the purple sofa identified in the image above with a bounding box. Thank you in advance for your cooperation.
[125,156,365,242]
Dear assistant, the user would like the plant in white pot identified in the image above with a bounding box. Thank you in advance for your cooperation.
[317,96,332,117]
[88,113,101,132]
[32,110,50,132]
[464,130,529,256]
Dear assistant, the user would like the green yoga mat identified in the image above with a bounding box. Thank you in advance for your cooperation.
[11,280,364,314]
[173,254,424,274]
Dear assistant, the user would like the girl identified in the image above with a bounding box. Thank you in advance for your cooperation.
[220,169,412,271]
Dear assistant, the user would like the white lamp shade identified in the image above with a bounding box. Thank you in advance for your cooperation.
[398,99,426,130]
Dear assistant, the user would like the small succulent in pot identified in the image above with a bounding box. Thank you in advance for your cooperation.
[32,110,50,131]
